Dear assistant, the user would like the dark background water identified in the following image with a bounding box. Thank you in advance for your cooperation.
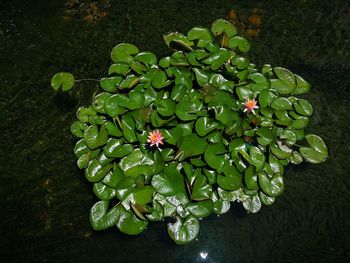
[1,0,350,262]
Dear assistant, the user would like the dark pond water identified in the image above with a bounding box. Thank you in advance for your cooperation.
[1,0,349,262]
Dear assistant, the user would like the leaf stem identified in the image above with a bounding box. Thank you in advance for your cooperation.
[75,78,100,82]
[115,116,123,130]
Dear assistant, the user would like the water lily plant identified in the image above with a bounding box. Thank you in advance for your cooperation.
[51,19,328,245]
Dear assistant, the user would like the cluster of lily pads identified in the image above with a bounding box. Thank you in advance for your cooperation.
[51,19,328,245]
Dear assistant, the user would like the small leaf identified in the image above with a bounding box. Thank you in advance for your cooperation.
[211,19,237,38]
[51,72,75,91]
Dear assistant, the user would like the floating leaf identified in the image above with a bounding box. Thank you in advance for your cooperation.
[167,215,200,245]
[300,134,328,163]
[51,72,75,91]
[111,43,139,63]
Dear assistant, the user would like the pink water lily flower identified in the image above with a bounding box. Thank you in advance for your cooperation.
[147,130,164,148]
[243,98,259,115]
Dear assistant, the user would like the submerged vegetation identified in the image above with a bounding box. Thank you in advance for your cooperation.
[51,19,328,245]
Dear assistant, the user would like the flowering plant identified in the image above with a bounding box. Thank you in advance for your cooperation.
[51,19,328,245]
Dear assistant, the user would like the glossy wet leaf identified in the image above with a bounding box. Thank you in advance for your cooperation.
[85,160,113,182]
[51,72,75,91]
[191,175,212,201]
[119,149,154,177]
[167,215,200,245]
[195,117,218,136]
[176,134,207,161]
[294,99,313,116]
[134,51,158,66]
[83,125,108,149]
[242,194,261,213]
[132,186,154,205]
[186,200,213,218]
[116,206,148,235]
[271,97,293,110]
[300,134,328,163]
[258,172,284,197]
[151,163,186,197]
[89,201,121,230]
[100,77,121,92]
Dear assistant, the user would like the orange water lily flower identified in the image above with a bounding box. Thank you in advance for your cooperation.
[243,98,259,114]
[147,130,164,147]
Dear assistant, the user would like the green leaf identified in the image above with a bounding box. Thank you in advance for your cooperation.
[236,86,253,101]
[191,175,213,201]
[83,125,108,149]
[85,160,113,182]
[217,172,242,191]
[232,55,250,70]
[205,143,228,170]
[258,89,278,108]
[146,200,164,221]
[122,115,138,142]
[292,74,311,95]
[193,68,210,87]
[152,70,171,89]
[259,191,275,206]
[271,97,293,110]
[157,99,176,117]
[294,99,313,116]
[100,77,121,92]
[163,32,194,52]
[258,172,284,197]
[93,182,116,200]
[242,194,261,213]
[245,166,258,190]
[175,99,202,121]
[256,127,274,146]
[104,138,133,158]
[151,163,186,197]
[187,27,214,47]
[111,43,139,63]
[134,51,158,66]
[132,186,154,205]
[229,138,246,158]
[249,146,266,171]
[119,149,154,177]
[270,79,295,95]
[167,215,200,245]
[195,117,218,136]
[104,94,126,117]
[89,201,121,230]
[176,134,207,161]
[228,36,251,52]
[274,67,295,88]
[116,206,148,235]
[186,200,213,218]
[51,72,75,91]
[108,63,130,76]
[211,19,237,38]
[299,134,328,163]
[92,92,111,114]
[104,121,122,137]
